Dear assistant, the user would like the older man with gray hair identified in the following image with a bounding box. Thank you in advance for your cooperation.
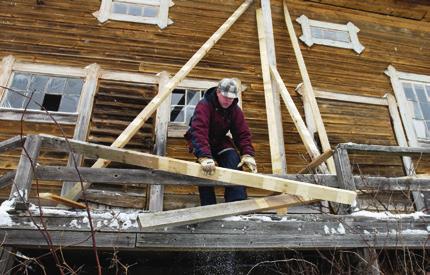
[184,78,257,206]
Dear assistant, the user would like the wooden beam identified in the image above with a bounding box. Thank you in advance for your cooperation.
[0,135,25,154]
[148,71,171,211]
[258,3,287,174]
[386,93,426,211]
[139,194,313,229]
[270,65,328,173]
[283,1,336,174]
[31,166,430,191]
[339,143,430,156]
[9,135,42,210]
[0,55,15,99]
[41,135,357,204]
[298,150,333,174]
[63,0,254,201]
[39,193,86,209]
[61,63,101,196]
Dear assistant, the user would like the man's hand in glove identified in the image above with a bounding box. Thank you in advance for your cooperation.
[237,154,257,173]
[198,157,216,175]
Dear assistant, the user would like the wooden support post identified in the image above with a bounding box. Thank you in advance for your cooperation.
[385,93,426,211]
[283,1,336,174]
[63,0,254,201]
[332,145,381,274]
[61,63,101,196]
[0,55,15,98]
[258,2,287,175]
[0,136,25,154]
[298,150,333,174]
[138,194,314,229]
[41,135,357,204]
[148,71,171,211]
[270,65,329,173]
[9,135,42,210]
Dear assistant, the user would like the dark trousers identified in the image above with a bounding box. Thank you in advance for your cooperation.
[198,149,247,206]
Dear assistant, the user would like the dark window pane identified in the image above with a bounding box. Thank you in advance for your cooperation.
[64,78,84,95]
[187,91,200,106]
[402,82,415,101]
[420,102,430,120]
[414,84,427,102]
[42,94,62,111]
[28,75,49,93]
[112,2,127,14]
[170,106,184,123]
[47,77,66,94]
[143,6,158,17]
[10,73,30,90]
[128,4,142,16]
[58,95,79,112]
[171,89,185,105]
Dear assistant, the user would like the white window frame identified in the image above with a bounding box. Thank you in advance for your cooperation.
[0,57,91,125]
[167,79,245,137]
[296,15,364,54]
[93,0,174,29]
[385,65,430,147]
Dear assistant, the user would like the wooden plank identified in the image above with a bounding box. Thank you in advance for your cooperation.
[270,65,329,173]
[63,0,255,201]
[332,146,356,214]
[256,8,287,175]
[0,55,15,99]
[61,63,101,196]
[9,135,42,210]
[149,71,170,211]
[39,193,86,209]
[0,135,25,154]
[139,194,313,229]
[0,110,77,125]
[41,135,357,204]
[31,166,430,191]
[339,143,430,155]
[385,93,426,211]
[283,0,336,174]
[298,150,333,174]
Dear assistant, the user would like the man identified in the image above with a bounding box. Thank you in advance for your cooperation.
[184,78,257,206]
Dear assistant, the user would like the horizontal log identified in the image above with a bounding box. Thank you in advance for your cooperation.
[0,136,25,154]
[33,166,430,191]
[0,110,77,125]
[338,143,430,156]
[0,210,428,250]
[39,135,357,204]
[0,171,15,189]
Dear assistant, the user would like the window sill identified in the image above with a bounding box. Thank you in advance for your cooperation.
[0,108,77,125]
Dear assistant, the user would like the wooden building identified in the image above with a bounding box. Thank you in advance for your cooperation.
[0,0,429,273]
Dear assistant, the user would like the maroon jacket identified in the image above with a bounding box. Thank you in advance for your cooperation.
[184,87,255,159]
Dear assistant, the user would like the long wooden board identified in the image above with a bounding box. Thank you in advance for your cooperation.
[40,134,357,204]
[138,194,314,229]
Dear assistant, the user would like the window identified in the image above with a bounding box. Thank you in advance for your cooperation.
[386,65,430,146]
[93,0,174,29]
[170,88,204,125]
[401,81,430,140]
[296,15,364,54]
[1,72,84,113]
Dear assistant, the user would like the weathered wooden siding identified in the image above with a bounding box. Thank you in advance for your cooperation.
[0,0,429,208]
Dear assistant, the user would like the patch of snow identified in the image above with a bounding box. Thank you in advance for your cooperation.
[390,229,397,234]
[222,216,242,221]
[363,230,370,235]
[324,225,330,235]
[110,219,119,228]
[351,210,428,220]
[401,229,428,234]
[427,225,430,232]
[0,200,14,226]
[337,223,345,235]
[69,219,81,229]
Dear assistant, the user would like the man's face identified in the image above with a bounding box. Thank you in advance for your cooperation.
[216,90,235,109]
